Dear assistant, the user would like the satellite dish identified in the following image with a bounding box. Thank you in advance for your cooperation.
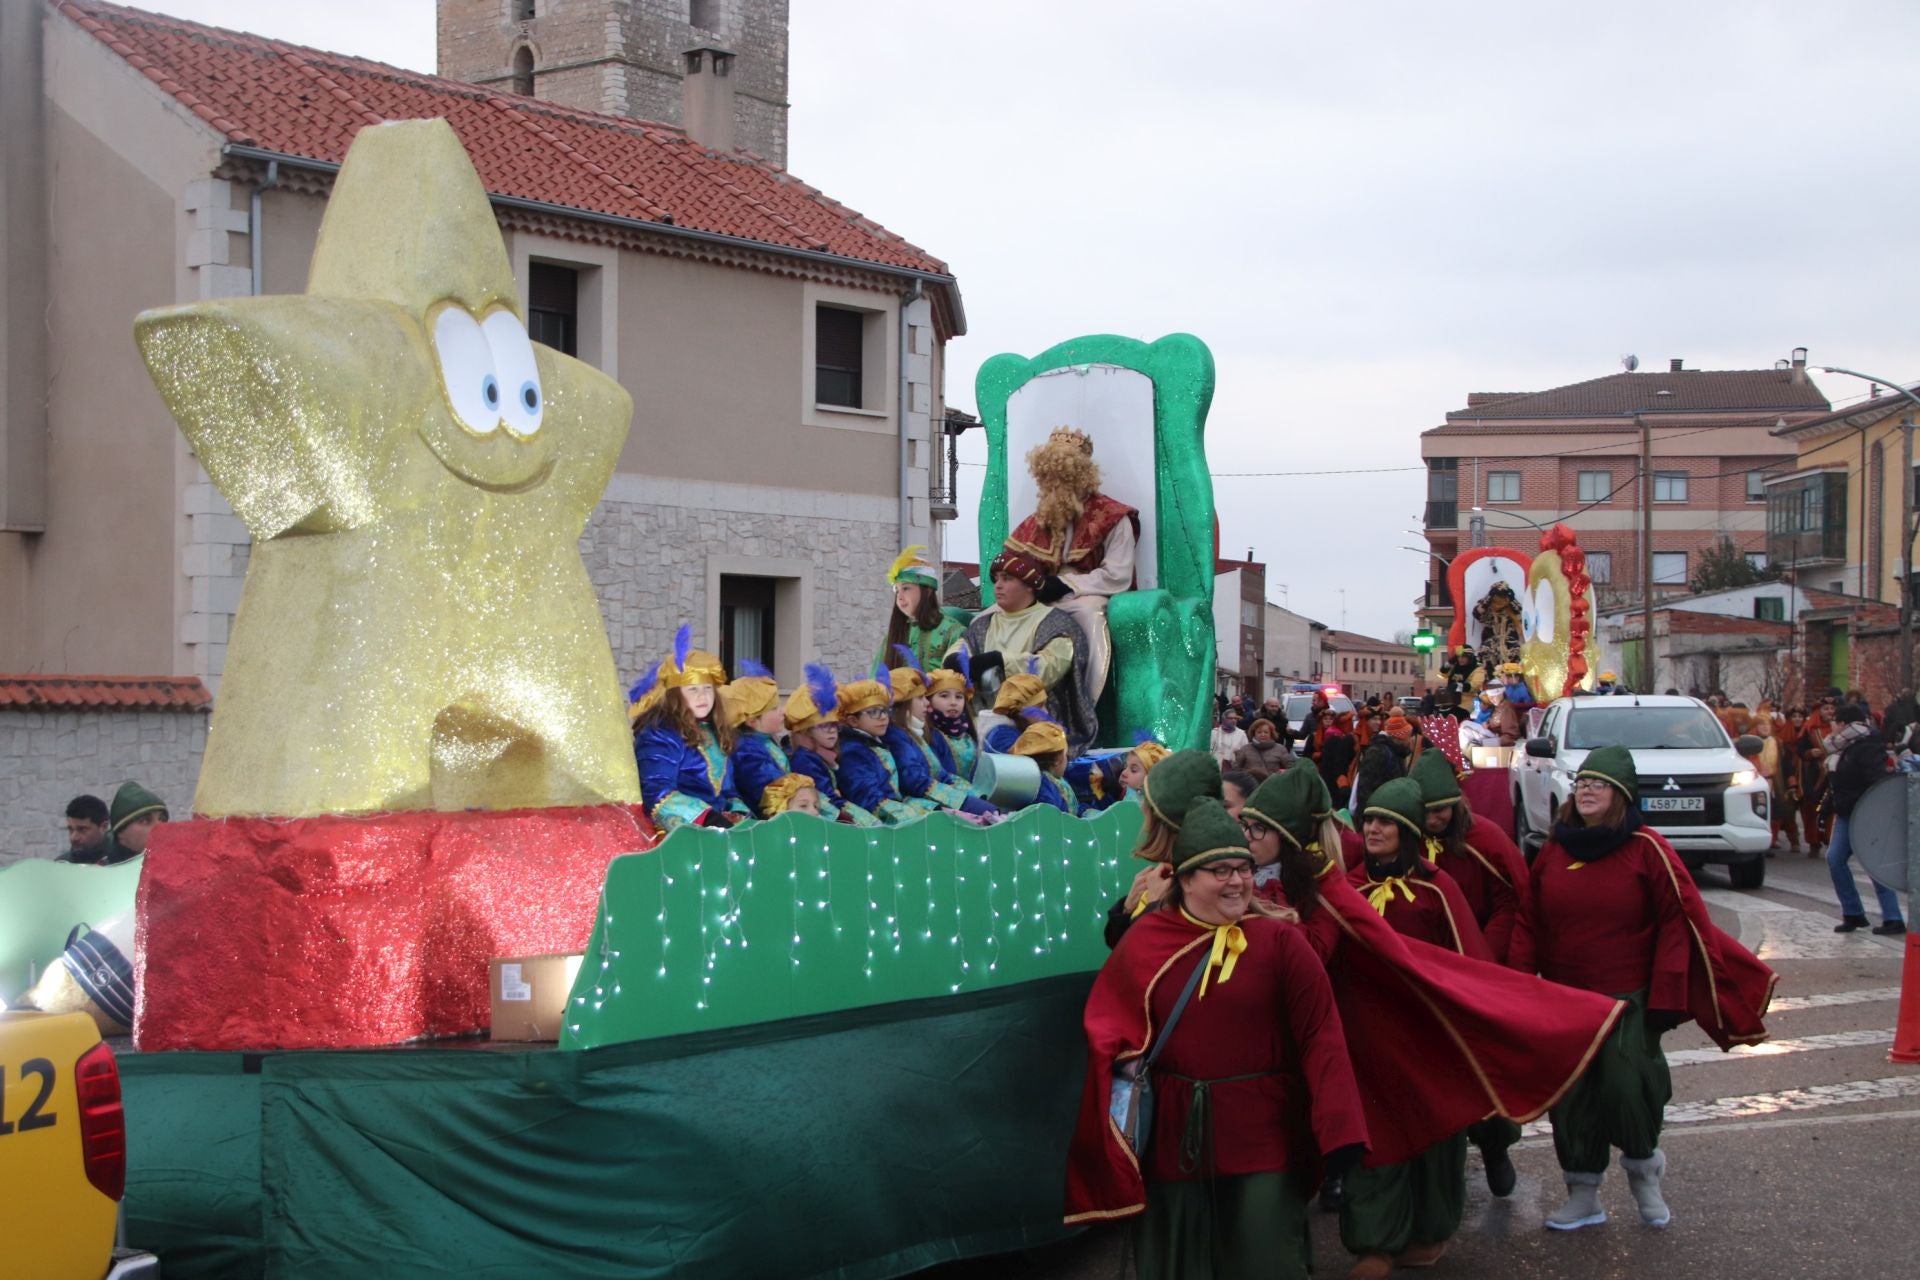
[1621,354,1640,372]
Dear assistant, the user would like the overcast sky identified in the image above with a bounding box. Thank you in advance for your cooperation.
[147,0,1920,640]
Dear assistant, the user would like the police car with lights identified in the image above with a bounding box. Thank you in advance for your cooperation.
[1510,692,1773,887]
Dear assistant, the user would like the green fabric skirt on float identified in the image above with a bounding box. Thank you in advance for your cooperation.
[1550,988,1672,1173]
[1338,1131,1468,1256]
[1131,1171,1312,1280]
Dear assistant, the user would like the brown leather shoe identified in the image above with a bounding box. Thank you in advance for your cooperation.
[1348,1253,1394,1280]
[1397,1240,1450,1268]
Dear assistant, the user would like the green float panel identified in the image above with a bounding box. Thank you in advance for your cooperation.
[561,802,1140,1050]
[973,332,1217,752]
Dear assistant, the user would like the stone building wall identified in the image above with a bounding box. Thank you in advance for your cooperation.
[0,709,207,867]
[582,473,899,688]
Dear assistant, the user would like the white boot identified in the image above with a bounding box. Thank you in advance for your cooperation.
[1619,1149,1671,1227]
[1545,1171,1607,1230]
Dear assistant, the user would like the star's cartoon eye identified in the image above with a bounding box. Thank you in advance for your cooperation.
[431,307,501,435]
[483,311,544,437]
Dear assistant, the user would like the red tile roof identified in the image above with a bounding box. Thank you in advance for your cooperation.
[0,674,212,712]
[58,1,952,278]
[1437,369,1830,425]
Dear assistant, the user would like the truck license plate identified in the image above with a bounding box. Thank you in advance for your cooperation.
[1642,796,1705,812]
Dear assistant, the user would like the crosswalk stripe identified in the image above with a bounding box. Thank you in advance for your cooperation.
[1766,986,1903,1012]
[1665,1028,1893,1067]
[1520,1074,1920,1137]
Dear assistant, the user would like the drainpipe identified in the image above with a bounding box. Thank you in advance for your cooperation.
[249,160,279,295]
[897,279,923,550]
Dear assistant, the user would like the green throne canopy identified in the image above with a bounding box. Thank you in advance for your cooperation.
[974,333,1217,752]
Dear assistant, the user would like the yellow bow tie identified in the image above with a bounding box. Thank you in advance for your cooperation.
[1424,836,1445,861]
[1179,908,1247,998]
[1366,876,1416,916]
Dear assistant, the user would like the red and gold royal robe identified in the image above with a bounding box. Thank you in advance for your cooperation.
[1064,908,1370,1224]
[1429,813,1531,965]
[1281,861,1625,1168]
[1511,826,1776,1050]
[1006,492,1139,577]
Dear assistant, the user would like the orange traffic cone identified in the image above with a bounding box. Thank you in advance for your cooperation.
[1893,933,1920,1066]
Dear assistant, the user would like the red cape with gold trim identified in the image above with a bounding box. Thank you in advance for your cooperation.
[1307,868,1625,1167]
[1643,829,1778,1050]
[1065,880,1628,1221]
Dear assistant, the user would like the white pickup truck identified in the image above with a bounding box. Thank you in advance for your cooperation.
[1510,693,1773,887]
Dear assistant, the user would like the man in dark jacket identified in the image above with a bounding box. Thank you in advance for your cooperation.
[1825,706,1904,936]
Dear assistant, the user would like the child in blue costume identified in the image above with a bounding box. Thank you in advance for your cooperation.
[783,666,881,827]
[886,656,999,819]
[630,624,752,831]
[924,662,980,787]
[835,674,936,825]
[724,659,790,817]
[757,773,822,819]
[1009,713,1080,815]
[981,666,1048,756]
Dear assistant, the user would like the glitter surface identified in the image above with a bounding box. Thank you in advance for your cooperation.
[133,804,659,1050]
[133,119,640,817]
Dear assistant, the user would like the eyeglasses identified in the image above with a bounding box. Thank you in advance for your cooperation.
[1572,777,1613,792]
[1239,820,1274,840]
[1197,862,1254,881]
[854,707,890,720]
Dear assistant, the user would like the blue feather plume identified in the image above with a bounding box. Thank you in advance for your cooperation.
[1025,656,1042,677]
[672,621,693,673]
[1021,707,1061,725]
[737,657,773,680]
[1132,727,1154,745]
[628,660,662,705]
[891,643,926,676]
[872,659,890,684]
[804,662,839,715]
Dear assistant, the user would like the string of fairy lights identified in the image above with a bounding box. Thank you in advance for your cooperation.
[568,808,1136,1040]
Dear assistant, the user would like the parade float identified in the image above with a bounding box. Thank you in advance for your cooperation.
[0,119,1222,1277]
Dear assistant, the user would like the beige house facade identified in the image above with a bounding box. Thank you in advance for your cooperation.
[1,1,965,700]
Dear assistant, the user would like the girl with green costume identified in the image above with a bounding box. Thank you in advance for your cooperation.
[878,545,965,675]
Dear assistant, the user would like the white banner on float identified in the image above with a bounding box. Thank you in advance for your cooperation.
[1005,364,1161,591]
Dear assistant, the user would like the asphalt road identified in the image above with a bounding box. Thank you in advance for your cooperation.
[917,850,1918,1280]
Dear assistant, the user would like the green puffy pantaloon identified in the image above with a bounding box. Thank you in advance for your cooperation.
[1338,1131,1468,1256]
[1549,989,1671,1174]
[1132,1171,1312,1280]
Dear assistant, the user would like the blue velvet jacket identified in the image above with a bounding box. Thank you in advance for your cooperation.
[731,731,791,817]
[884,725,981,812]
[1031,773,1078,816]
[789,746,881,827]
[982,723,1020,756]
[837,729,935,825]
[634,722,747,830]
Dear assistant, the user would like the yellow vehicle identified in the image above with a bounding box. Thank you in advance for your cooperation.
[0,1009,157,1280]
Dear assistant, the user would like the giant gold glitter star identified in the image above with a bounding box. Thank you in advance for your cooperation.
[136,119,642,816]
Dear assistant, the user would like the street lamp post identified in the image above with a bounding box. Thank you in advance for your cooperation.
[1815,366,1920,700]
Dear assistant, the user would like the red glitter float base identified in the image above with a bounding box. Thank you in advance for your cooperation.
[132,805,658,1050]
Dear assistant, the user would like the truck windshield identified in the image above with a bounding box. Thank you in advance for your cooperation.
[1565,706,1729,751]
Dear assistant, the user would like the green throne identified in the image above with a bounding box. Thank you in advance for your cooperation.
[975,333,1217,752]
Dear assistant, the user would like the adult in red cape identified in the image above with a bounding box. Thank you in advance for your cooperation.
[1408,749,1530,965]
[1066,797,1368,1280]
[1510,745,1776,1231]
[1335,777,1490,1274]
[1234,763,1624,1228]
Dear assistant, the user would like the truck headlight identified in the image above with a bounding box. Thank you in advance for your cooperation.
[1731,769,1757,788]
[1751,791,1769,819]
